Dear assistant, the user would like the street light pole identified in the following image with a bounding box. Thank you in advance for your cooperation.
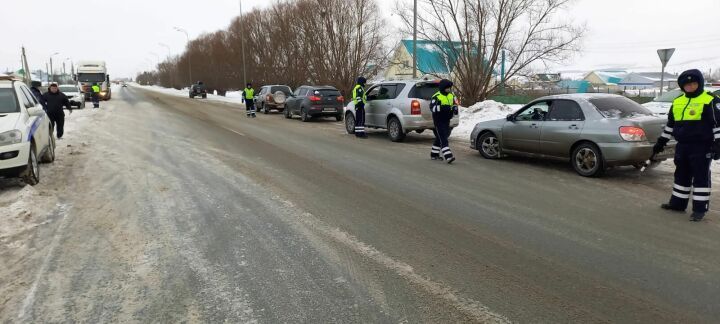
[412,0,417,79]
[239,0,247,87]
[174,27,193,85]
[49,52,59,83]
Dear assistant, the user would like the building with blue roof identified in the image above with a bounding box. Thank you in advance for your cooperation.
[385,40,462,80]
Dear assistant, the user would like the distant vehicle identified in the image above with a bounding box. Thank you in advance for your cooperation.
[58,84,85,109]
[121,83,128,88]
[470,94,676,177]
[189,82,207,99]
[255,85,292,114]
[0,76,55,185]
[344,80,460,142]
[643,87,720,115]
[76,60,111,100]
[284,86,344,122]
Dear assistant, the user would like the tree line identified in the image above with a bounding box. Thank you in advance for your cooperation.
[137,0,387,98]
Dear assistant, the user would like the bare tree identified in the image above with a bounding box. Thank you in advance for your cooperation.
[396,0,585,104]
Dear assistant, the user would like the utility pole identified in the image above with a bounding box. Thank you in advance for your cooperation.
[500,50,506,96]
[412,0,417,79]
[21,47,31,85]
[239,0,247,87]
[49,52,59,83]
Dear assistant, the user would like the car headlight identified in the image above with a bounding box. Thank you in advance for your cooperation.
[0,130,22,146]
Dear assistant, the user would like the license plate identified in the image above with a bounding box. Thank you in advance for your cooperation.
[323,108,336,112]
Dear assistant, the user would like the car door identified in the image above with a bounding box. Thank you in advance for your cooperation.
[502,101,549,154]
[288,87,304,113]
[363,85,382,126]
[539,100,585,158]
[17,85,48,149]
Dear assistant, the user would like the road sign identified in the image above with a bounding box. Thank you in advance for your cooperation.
[657,48,675,67]
[657,48,676,96]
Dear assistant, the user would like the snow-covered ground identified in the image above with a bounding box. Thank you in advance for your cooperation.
[451,100,523,140]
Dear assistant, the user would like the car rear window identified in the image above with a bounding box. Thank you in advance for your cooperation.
[270,86,292,95]
[0,89,20,113]
[409,83,440,100]
[313,89,341,97]
[589,97,653,118]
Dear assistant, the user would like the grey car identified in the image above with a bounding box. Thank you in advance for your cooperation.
[344,80,460,142]
[470,94,676,177]
[255,85,292,114]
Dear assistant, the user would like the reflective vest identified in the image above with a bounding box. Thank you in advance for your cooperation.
[672,92,715,121]
[92,85,100,93]
[352,84,366,104]
[431,91,455,112]
[244,87,254,99]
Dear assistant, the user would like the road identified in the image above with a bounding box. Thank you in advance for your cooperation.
[2,85,720,323]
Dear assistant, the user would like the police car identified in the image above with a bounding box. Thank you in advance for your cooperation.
[0,76,55,185]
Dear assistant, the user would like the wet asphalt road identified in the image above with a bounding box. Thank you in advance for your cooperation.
[11,86,720,323]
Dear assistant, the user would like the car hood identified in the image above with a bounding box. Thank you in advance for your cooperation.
[642,101,671,115]
[473,118,507,129]
[0,112,21,132]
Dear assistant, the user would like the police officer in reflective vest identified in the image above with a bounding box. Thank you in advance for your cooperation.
[243,83,256,118]
[91,83,101,108]
[654,69,720,221]
[430,79,458,163]
[352,77,367,138]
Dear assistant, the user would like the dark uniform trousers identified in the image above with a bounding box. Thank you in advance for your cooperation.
[669,142,712,213]
[431,110,453,160]
[354,102,366,136]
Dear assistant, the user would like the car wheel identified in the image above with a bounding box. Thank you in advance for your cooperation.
[202,94,207,99]
[301,107,310,122]
[336,114,343,122]
[387,116,406,142]
[263,103,269,114]
[345,112,355,134]
[22,143,40,186]
[41,132,55,163]
[190,94,194,98]
[478,132,501,159]
[572,143,605,177]
[284,107,292,119]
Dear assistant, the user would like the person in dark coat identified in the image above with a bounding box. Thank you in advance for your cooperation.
[30,81,46,110]
[40,84,72,139]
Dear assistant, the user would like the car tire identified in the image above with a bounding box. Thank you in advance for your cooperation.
[387,116,406,142]
[263,103,270,114]
[345,112,355,134]
[301,107,310,122]
[190,94,194,99]
[572,142,606,177]
[40,132,55,163]
[22,143,40,186]
[477,132,501,159]
[336,114,343,122]
[202,94,207,99]
[284,107,292,119]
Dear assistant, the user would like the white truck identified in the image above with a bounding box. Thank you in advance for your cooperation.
[76,60,111,101]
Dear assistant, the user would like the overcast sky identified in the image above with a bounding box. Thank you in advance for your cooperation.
[3,0,719,79]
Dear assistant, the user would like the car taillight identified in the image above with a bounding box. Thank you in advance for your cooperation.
[454,98,460,106]
[619,126,646,142]
[337,96,344,102]
[411,100,421,115]
[309,95,321,102]
[266,95,272,101]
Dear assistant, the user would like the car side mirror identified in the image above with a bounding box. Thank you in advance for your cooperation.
[28,107,44,117]
[506,114,514,121]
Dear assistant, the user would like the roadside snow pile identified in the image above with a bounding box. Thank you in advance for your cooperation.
[451,100,521,140]
[136,84,246,106]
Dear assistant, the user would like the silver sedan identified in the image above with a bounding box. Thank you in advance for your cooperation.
[470,94,676,177]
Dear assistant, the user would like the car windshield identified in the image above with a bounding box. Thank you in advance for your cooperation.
[77,73,105,83]
[653,89,682,102]
[589,97,654,118]
[314,89,340,96]
[60,86,77,93]
[270,86,292,95]
[0,89,20,113]
[409,82,441,100]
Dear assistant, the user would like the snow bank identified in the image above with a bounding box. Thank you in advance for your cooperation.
[135,84,247,106]
[451,100,522,140]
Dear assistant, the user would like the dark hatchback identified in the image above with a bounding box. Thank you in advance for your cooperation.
[284,86,344,122]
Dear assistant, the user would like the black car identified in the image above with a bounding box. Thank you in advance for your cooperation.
[284,86,344,122]
[189,82,207,99]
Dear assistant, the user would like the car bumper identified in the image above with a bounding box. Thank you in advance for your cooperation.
[308,107,342,116]
[0,142,30,176]
[599,141,676,165]
[402,116,460,131]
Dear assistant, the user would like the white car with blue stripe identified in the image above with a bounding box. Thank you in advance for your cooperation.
[0,76,55,185]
